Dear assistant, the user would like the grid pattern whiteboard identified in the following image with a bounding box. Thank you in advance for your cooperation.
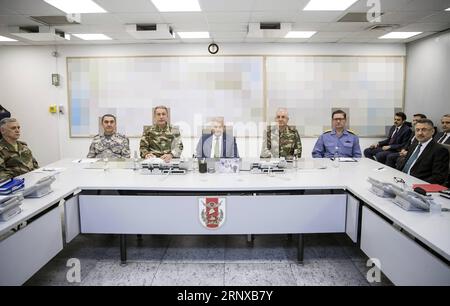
[67,55,404,137]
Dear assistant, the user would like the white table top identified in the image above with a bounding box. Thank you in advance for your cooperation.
[1,158,449,261]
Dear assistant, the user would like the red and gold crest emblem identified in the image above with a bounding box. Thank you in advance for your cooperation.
[199,197,226,229]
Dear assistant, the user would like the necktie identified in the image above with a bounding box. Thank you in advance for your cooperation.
[389,127,399,144]
[214,137,220,158]
[402,143,422,174]
[438,133,447,144]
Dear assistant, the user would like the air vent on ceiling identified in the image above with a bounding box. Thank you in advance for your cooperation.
[247,22,291,38]
[125,24,175,39]
[338,12,384,22]
[366,24,399,31]
[30,15,81,25]
[260,23,281,30]
[9,26,70,41]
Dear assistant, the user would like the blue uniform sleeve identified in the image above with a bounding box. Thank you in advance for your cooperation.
[312,135,325,158]
[353,135,362,158]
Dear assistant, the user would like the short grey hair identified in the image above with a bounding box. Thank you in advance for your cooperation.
[0,117,17,129]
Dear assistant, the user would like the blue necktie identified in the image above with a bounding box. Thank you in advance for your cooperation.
[402,143,422,174]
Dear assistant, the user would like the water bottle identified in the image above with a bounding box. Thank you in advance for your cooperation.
[133,151,141,171]
[333,146,339,168]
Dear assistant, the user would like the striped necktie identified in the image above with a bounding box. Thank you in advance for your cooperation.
[402,143,422,174]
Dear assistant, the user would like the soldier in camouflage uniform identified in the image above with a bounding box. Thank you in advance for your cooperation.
[0,118,39,180]
[87,114,130,159]
[140,106,183,162]
[260,108,302,159]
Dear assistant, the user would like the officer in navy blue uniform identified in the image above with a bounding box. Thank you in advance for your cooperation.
[312,110,362,158]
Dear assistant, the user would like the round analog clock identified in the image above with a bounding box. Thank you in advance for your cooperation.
[208,43,219,54]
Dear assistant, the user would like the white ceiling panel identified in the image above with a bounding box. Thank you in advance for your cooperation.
[208,23,248,32]
[294,11,345,23]
[205,12,250,23]
[78,13,123,25]
[380,11,436,23]
[95,0,159,13]
[347,0,413,13]
[250,11,297,22]
[161,12,206,24]
[397,22,450,31]
[0,0,64,15]
[199,0,254,12]
[252,0,308,11]
[0,0,445,45]
[397,0,450,12]
[322,22,370,32]
[0,14,41,26]
[418,11,450,23]
[114,13,164,24]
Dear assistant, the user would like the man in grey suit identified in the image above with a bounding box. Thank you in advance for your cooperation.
[434,114,450,145]
[196,117,239,158]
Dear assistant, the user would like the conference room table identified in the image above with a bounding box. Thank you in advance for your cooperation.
[0,157,449,286]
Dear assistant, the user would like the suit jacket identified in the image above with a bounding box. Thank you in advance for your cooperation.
[196,132,239,158]
[397,140,449,184]
[379,124,412,151]
[434,131,450,145]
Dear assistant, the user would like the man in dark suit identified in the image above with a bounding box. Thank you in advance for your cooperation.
[364,112,412,164]
[385,113,427,168]
[397,119,449,184]
[196,117,239,158]
[434,114,450,145]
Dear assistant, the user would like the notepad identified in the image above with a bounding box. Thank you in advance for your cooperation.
[412,184,447,193]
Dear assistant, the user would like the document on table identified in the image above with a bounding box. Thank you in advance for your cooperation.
[72,158,99,164]
[33,167,66,174]
[338,157,357,162]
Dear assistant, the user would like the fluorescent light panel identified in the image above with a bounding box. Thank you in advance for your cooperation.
[73,34,112,40]
[43,0,107,13]
[285,31,316,38]
[379,32,422,39]
[151,0,201,12]
[445,7,450,11]
[303,0,358,11]
[177,32,209,38]
[0,35,17,41]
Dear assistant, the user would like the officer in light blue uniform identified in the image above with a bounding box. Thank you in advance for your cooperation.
[312,110,362,158]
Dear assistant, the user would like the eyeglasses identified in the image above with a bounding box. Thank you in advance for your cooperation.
[393,177,405,184]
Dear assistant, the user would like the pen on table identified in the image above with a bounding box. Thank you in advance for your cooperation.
[377,167,384,170]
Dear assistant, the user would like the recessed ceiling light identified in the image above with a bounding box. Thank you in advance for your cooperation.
[285,31,317,38]
[0,35,17,42]
[177,32,209,39]
[445,7,450,11]
[303,0,358,11]
[151,0,201,12]
[379,32,422,39]
[43,0,107,13]
[73,34,112,40]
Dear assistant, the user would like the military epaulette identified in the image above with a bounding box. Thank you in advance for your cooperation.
[17,140,27,146]
[346,129,357,135]
[323,129,332,134]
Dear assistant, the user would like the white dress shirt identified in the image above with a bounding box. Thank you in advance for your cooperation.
[407,137,432,175]
[210,135,223,158]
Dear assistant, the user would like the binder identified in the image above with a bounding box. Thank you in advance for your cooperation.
[0,178,25,195]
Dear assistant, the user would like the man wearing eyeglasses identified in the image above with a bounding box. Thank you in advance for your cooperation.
[397,119,448,184]
[260,108,302,159]
[312,110,361,158]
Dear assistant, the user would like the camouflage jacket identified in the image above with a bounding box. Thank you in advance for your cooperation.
[87,133,130,159]
[0,138,39,180]
[139,124,183,158]
[260,125,302,158]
